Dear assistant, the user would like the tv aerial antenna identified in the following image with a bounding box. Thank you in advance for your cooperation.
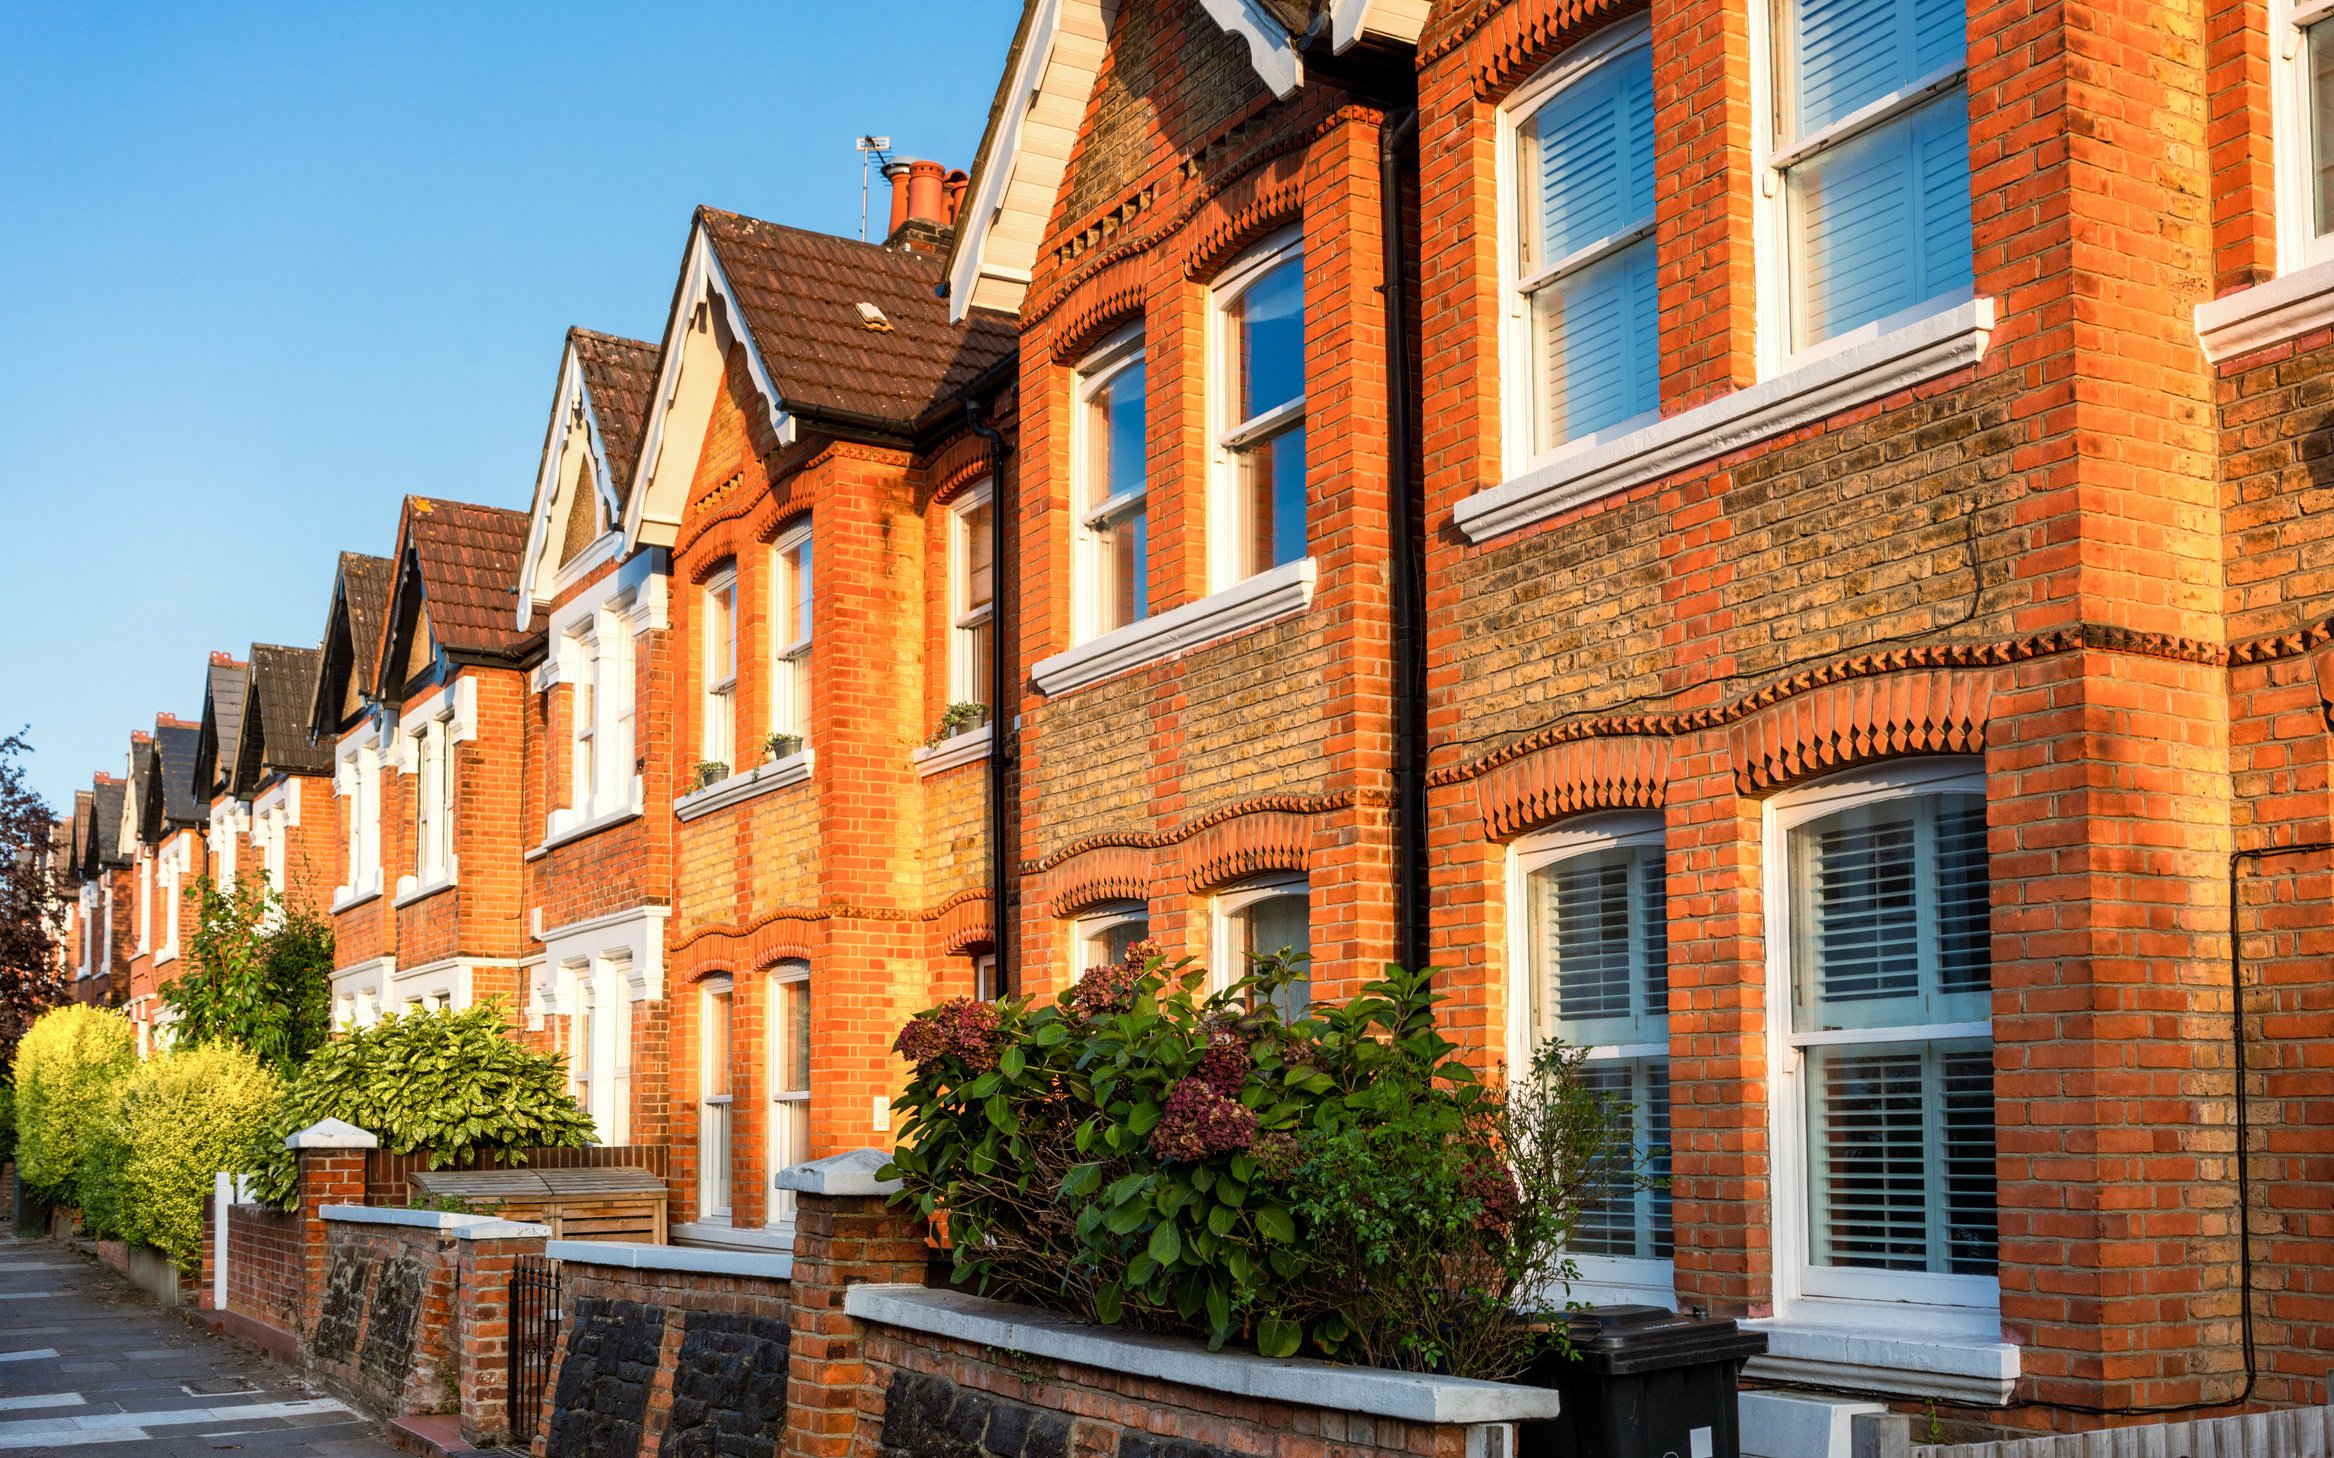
[856,135,894,241]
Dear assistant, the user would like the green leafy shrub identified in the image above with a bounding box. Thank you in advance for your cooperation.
[12,1004,136,1205]
[165,875,334,1075]
[242,1002,592,1210]
[886,949,1640,1378]
[80,1044,279,1271]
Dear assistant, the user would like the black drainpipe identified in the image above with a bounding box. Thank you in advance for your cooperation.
[965,398,1015,994]
[1379,106,1426,972]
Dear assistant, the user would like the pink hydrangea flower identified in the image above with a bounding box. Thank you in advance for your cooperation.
[893,997,1002,1073]
[1148,1077,1259,1163]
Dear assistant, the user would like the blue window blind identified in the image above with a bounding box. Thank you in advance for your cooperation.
[1806,1040,1996,1275]
[1520,39,1658,447]
[1790,789,1989,1031]
[1781,0,1971,348]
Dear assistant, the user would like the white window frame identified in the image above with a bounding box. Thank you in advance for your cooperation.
[2275,0,2334,272]
[1495,15,1660,481]
[409,719,456,889]
[1206,229,1309,591]
[770,525,813,747]
[1748,0,1973,378]
[767,961,812,1226]
[568,965,595,1108]
[1506,813,1674,1307]
[569,625,599,812]
[972,949,1002,1002]
[337,738,384,907]
[1070,325,1149,645]
[1072,902,1150,971]
[136,855,152,955]
[949,483,996,715]
[699,974,736,1222]
[1762,756,1998,1335]
[1209,873,1310,1002]
[703,567,739,769]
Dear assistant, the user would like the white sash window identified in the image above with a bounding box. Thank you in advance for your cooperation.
[768,963,812,1226]
[1209,234,1307,587]
[1072,329,1149,642]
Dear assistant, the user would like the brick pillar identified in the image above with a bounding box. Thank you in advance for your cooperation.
[781,1150,928,1458]
[283,1118,377,1336]
[453,1221,552,1447]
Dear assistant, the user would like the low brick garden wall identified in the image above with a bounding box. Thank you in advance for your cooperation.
[532,1240,794,1458]
[202,1198,305,1347]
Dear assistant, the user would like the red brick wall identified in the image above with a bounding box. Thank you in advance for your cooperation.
[308,1217,467,1416]
[204,1198,304,1339]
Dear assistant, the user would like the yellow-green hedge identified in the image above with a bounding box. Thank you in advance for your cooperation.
[13,1005,135,1204]
[81,1044,279,1272]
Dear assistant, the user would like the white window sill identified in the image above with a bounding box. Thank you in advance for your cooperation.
[1743,1319,2019,1405]
[1032,556,1316,697]
[669,1220,797,1255]
[912,726,994,777]
[392,872,457,909]
[673,750,813,822]
[2195,255,2334,362]
[528,804,644,859]
[330,884,383,915]
[1456,295,1997,543]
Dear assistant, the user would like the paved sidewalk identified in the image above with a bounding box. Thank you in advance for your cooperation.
[0,1235,402,1456]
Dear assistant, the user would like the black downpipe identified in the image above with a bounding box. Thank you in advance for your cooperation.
[1379,107,1426,972]
[966,399,1014,995]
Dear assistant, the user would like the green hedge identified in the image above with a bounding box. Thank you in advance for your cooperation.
[242,1002,592,1209]
[12,1005,136,1206]
[81,1044,279,1271]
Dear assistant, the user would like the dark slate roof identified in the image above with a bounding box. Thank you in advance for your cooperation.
[377,496,536,689]
[194,657,249,803]
[245,644,332,783]
[69,791,93,877]
[697,208,1018,432]
[126,736,157,848]
[87,780,127,870]
[154,723,204,828]
[571,330,658,512]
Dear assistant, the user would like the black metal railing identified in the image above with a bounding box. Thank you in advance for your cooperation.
[507,1254,561,1449]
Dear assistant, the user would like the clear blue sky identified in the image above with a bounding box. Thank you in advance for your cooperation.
[0,2,1018,815]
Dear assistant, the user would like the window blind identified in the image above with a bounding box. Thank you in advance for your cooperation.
[1791,0,1965,135]
[1807,1041,1995,1274]
[1521,40,1657,446]
[1793,789,1988,1027]
[2310,19,2334,241]
[1570,1058,1673,1260]
[1535,841,1667,1045]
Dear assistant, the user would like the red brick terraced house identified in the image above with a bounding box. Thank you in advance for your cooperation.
[191,652,253,893]
[309,551,399,1029]
[614,197,1016,1247]
[946,0,1423,1028]
[360,496,538,1018]
[938,0,2334,1434]
[113,729,158,1015]
[120,713,207,1050]
[59,788,92,991]
[70,774,132,1006]
[230,644,339,915]
[511,327,670,1154]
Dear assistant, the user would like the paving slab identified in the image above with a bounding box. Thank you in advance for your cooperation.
[0,1235,404,1457]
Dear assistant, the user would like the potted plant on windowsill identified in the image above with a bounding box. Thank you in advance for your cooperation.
[761,731,804,763]
[925,702,987,748]
[691,759,729,792]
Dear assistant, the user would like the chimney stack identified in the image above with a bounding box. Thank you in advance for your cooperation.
[883,157,966,256]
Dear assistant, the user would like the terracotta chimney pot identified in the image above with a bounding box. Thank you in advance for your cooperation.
[944,169,970,224]
[884,161,915,238]
[907,159,946,226]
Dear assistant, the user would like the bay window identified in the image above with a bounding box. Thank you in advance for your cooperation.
[768,963,811,1225]
[703,567,738,770]
[771,528,812,750]
[950,486,995,723]
[1210,234,1306,585]
[1764,0,1972,354]
[1072,330,1148,641]
[700,975,735,1221]
[1506,18,1658,458]
[1214,876,1309,1020]
[1769,760,1995,1322]
[1514,817,1671,1302]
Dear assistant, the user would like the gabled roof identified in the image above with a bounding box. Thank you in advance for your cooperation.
[943,0,1323,321]
[375,496,536,698]
[68,790,93,880]
[191,654,249,806]
[235,644,331,793]
[517,329,659,626]
[623,209,1018,548]
[123,733,156,857]
[153,721,205,830]
[86,779,128,872]
[310,552,393,739]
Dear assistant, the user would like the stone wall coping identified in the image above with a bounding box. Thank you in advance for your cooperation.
[285,1117,379,1150]
[775,1148,901,1196]
[546,1238,793,1282]
[844,1285,1565,1425]
[319,1203,548,1239]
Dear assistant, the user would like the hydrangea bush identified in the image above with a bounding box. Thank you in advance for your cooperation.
[885,946,1641,1378]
